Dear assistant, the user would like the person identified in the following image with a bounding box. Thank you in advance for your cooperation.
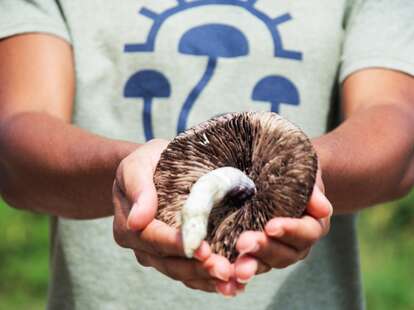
[0,0,413,309]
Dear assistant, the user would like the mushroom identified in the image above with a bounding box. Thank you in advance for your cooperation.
[177,24,249,133]
[124,70,171,140]
[154,111,317,262]
[252,75,299,113]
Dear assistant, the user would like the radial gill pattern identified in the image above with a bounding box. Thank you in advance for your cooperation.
[154,111,317,262]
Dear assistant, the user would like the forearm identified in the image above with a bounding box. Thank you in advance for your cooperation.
[314,103,414,213]
[0,112,138,219]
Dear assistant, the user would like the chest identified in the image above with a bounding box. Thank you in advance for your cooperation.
[62,0,348,141]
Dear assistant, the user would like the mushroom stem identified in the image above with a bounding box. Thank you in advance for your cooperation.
[181,167,256,258]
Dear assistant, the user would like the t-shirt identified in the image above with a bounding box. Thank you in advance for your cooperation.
[1,1,414,309]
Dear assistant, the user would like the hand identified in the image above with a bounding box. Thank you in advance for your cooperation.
[112,139,235,295]
[233,168,333,284]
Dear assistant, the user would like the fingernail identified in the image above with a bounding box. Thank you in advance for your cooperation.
[315,188,333,217]
[320,195,333,217]
[327,202,334,217]
[126,203,139,230]
[239,243,259,257]
[212,265,229,282]
[266,224,283,237]
[236,275,253,284]
[193,242,210,261]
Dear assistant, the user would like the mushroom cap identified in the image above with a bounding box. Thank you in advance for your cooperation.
[252,75,299,106]
[154,112,317,262]
[124,70,171,99]
[178,24,249,58]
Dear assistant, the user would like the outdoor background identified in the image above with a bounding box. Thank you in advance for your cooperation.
[0,191,413,310]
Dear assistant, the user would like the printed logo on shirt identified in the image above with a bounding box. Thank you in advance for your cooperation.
[123,0,302,141]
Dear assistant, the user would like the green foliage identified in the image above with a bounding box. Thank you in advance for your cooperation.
[0,192,413,309]
[358,190,414,310]
[0,201,48,310]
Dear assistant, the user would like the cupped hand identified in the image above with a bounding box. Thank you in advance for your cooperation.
[112,139,234,295]
[234,168,333,284]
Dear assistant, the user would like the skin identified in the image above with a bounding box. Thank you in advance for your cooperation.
[113,145,330,294]
[1,34,414,296]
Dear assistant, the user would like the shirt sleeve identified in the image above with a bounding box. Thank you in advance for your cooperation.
[340,0,414,82]
[0,0,71,43]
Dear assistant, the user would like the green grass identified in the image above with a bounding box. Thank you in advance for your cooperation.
[0,193,413,309]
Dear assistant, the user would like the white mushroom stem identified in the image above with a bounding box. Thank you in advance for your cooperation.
[181,167,256,258]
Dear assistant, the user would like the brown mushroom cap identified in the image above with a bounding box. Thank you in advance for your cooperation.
[154,111,317,262]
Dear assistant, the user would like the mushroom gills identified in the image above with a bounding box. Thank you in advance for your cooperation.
[181,166,256,258]
[154,112,317,263]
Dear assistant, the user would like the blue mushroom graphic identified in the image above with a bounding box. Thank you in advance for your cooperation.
[124,70,171,141]
[177,23,249,133]
[252,75,299,113]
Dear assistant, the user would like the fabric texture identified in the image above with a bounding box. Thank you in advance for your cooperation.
[0,0,413,309]
[340,0,414,82]
[0,0,71,43]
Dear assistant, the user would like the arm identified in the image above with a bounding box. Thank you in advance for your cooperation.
[0,34,137,219]
[234,68,414,284]
[0,34,235,295]
[314,68,414,213]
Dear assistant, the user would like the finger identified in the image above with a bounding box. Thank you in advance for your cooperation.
[126,185,158,231]
[137,220,212,260]
[113,182,137,248]
[215,264,240,296]
[116,139,167,202]
[218,264,246,296]
[137,220,185,257]
[315,165,325,193]
[202,253,232,282]
[135,251,211,281]
[193,241,212,261]
[134,251,230,284]
[114,152,159,232]
[236,231,300,269]
[234,255,270,284]
[115,201,211,260]
[115,154,152,203]
[320,216,331,236]
[265,215,330,251]
[215,279,238,297]
[145,138,169,162]
[306,184,333,219]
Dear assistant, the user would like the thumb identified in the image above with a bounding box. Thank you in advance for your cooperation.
[127,182,158,231]
[307,184,333,219]
[119,139,168,231]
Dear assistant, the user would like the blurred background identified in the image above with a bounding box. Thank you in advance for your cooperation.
[0,192,413,310]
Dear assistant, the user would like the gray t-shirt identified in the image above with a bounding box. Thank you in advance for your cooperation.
[1,1,413,309]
